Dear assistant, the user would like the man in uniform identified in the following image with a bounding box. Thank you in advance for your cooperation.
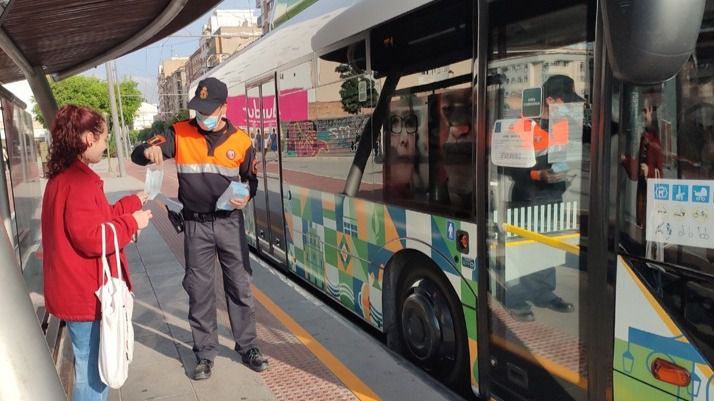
[131,77,268,380]
[504,74,579,321]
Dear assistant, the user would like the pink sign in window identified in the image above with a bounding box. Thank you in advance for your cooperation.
[226,89,308,129]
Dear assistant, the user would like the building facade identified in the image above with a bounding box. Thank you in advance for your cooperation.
[157,57,189,120]
[257,0,274,34]
[133,102,159,130]
[186,10,260,85]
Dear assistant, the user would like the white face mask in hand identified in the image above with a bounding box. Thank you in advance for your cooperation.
[144,165,164,200]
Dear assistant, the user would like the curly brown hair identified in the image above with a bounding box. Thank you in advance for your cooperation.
[46,105,106,178]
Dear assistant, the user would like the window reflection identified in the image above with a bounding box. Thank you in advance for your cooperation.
[278,47,379,199]
[615,4,714,368]
[380,67,474,217]
[486,4,591,398]
[618,62,714,274]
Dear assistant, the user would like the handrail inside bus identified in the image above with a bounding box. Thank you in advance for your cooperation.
[502,223,580,256]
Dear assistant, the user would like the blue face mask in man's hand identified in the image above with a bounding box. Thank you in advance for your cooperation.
[196,113,220,131]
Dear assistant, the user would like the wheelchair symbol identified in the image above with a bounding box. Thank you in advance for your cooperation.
[654,184,669,200]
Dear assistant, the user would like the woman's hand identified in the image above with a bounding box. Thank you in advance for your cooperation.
[640,163,649,177]
[132,209,153,230]
[135,191,149,205]
[229,194,250,210]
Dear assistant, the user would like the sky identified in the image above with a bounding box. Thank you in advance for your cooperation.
[7,0,258,115]
[83,0,258,104]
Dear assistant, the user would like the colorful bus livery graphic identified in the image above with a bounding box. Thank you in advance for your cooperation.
[620,328,712,400]
[284,186,479,321]
[615,259,714,401]
[283,185,479,385]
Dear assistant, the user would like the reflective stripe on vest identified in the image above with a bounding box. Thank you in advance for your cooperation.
[176,163,241,176]
[173,120,252,175]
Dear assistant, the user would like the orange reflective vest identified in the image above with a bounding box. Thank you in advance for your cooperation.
[174,120,252,175]
[172,120,256,213]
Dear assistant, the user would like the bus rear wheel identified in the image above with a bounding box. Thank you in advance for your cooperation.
[397,266,469,390]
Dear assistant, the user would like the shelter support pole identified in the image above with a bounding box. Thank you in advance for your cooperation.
[0,225,67,401]
[26,66,58,132]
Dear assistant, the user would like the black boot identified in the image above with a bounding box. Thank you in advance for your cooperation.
[193,359,213,380]
[241,347,269,372]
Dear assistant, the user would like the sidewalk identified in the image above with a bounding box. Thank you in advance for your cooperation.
[100,164,278,401]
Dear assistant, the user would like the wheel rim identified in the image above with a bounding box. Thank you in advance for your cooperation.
[400,277,457,373]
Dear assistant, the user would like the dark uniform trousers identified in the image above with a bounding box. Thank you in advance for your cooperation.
[182,210,257,361]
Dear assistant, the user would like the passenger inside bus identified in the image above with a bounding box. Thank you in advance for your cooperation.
[621,88,664,232]
[382,78,474,218]
[503,74,581,322]
[384,95,427,200]
[619,78,714,268]
[435,87,473,211]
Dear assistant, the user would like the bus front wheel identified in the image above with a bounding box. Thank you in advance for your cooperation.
[397,266,469,390]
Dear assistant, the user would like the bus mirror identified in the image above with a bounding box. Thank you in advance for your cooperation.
[601,0,705,84]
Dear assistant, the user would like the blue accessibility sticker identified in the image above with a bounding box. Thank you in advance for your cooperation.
[672,184,689,202]
[447,221,455,241]
[654,184,670,201]
[692,185,711,203]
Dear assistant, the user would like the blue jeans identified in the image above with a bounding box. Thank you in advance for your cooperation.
[66,321,108,401]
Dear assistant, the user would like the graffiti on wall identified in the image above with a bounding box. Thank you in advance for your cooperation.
[285,115,370,157]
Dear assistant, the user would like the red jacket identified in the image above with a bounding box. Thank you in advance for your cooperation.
[41,160,141,321]
[623,130,664,181]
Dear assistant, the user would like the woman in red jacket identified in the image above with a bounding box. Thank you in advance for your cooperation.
[622,100,665,232]
[41,105,152,401]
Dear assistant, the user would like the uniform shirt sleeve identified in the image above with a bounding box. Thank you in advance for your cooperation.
[131,126,177,166]
[239,145,258,199]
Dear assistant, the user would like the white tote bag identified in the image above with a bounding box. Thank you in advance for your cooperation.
[95,222,134,388]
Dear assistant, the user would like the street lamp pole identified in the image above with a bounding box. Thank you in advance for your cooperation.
[105,60,127,177]
[112,63,131,159]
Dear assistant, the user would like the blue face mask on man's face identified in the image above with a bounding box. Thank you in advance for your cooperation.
[196,112,220,131]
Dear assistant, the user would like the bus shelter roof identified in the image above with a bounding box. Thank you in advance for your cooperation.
[0,0,222,83]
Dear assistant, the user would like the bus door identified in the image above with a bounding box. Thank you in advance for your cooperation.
[246,79,287,265]
[484,2,593,400]
[609,5,714,399]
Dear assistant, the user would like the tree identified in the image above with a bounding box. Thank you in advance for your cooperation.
[33,75,144,128]
[169,109,189,124]
[336,64,378,115]
[118,80,143,128]
[133,108,187,145]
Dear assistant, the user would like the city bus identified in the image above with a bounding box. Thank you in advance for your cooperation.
[192,0,714,399]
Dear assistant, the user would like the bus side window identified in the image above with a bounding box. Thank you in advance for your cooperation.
[615,9,714,368]
[381,65,474,218]
[679,102,714,179]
